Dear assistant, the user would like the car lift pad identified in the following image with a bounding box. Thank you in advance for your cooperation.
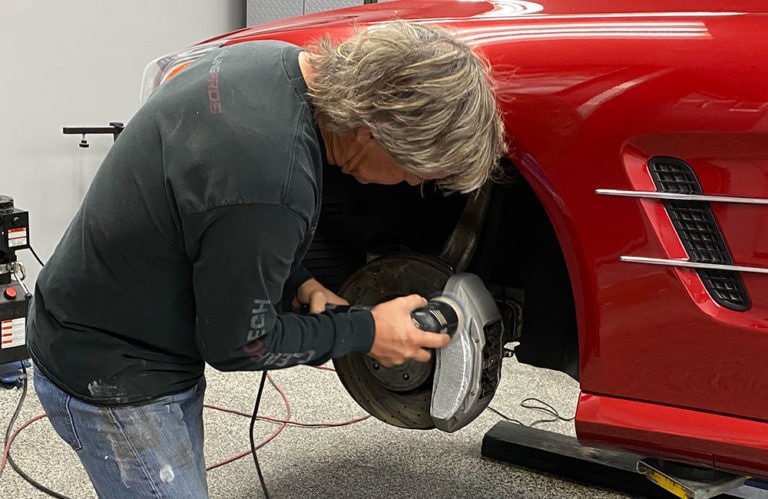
[481,421,767,498]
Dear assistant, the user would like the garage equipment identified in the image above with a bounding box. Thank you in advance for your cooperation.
[62,121,124,148]
[0,196,31,367]
[482,423,766,499]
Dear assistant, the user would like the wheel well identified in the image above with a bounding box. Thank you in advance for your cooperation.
[469,164,579,379]
[305,161,579,380]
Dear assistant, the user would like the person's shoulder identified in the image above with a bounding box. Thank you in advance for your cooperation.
[222,39,300,59]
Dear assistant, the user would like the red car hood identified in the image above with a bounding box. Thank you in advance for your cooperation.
[202,0,768,45]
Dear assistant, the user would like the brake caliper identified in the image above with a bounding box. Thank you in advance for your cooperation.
[429,273,504,432]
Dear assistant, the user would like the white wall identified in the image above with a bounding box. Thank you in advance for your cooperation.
[0,1,244,284]
[247,0,364,25]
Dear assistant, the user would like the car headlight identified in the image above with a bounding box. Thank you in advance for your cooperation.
[139,40,223,105]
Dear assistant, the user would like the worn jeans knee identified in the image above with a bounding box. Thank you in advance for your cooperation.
[34,369,209,499]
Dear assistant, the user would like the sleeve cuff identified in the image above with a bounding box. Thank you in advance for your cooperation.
[321,308,375,361]
[344,308,376,354]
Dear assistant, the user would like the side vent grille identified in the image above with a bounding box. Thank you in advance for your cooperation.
[666,202,731,264]
[649,158,702,195]
[648,157,751,311]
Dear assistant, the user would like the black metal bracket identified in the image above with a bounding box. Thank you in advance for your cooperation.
[63,121,124,148]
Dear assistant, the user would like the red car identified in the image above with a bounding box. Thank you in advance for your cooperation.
[141,0,768,488]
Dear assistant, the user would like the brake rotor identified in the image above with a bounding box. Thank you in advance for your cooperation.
[332,254,453,429]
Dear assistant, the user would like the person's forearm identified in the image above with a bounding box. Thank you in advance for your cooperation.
[201,309,375,371]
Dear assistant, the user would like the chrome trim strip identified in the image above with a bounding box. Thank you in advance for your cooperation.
[620,256,768,274]
[596,189,768,205]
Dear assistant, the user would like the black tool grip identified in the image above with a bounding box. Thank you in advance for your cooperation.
[411,300,459,335]
[303,301,459,336]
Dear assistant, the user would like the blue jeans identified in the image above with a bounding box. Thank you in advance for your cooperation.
[34,369,209,498]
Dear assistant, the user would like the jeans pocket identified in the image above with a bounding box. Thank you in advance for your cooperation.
[34,371,83,451]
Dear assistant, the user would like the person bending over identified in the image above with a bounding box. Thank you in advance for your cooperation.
[29,21,506,498]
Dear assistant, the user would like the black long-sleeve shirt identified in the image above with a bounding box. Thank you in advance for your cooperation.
[28,41,375,405]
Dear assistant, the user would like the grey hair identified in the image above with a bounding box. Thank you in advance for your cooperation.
[305,21,507,193]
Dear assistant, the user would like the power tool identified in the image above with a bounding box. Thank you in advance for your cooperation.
[0,195,32,387]
[334,269,505,433]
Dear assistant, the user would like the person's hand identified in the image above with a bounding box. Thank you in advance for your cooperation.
[294,278,349,313]
[369,294,451,367]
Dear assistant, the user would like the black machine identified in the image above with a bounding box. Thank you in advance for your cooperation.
[0,195,31,365]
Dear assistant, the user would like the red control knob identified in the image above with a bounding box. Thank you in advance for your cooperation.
[3,287,17,300]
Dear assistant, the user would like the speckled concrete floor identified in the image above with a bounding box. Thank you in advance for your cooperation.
[2,358,642,498]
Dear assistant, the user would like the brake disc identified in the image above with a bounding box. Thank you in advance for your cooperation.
[332,254,452,429]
